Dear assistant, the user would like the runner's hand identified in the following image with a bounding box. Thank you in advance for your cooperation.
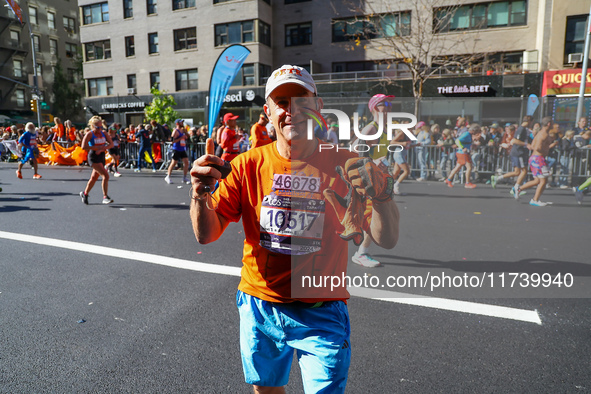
[341,157,394,201]
[190,138,224,196]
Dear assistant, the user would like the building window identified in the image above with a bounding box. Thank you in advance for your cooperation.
[10,30,19,45]
[36,64,42,76]
[49,39,58,55]
[231,63,255,86]
[565,15,588,65]
[63,16,76,33]
[127,74,137,89]
[435,0,527,33]
[259,64,271,85]
[48,12,56,29]
[29,6,38,24]
[33,35,40,52]
[13,59,23,78]
[332,12,411,43]
[125,36,135,57]
[215,19,269,46]
[174,27,197,50]
[150,72,160,89]
[259,20,271,46]
[124,0,133,18]
[148,33,159,53]
[285,22,312,46]
[175,68,198,90]
[213,0,232,3]
[65,43,78,58]
[85,40,111,61]
[173,0,196,10]
[15,89,25,107]
[82,3,109,25]
[88,77,113,96]
[147,0,157,15]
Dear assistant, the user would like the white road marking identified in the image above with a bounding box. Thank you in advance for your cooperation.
[1,230,541,324]
[349,287,542,325]
[0,230,241,277]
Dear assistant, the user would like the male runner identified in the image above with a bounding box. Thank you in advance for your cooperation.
[250,112,272,148]
[16,122,41,180]
[516,116,553,207]
[502,116,533,198]
[165,119,190,184]
[444,123,480,188]
[190,65,399,393]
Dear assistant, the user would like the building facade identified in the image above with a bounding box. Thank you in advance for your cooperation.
[0,0,81,124]
[78,0,591,128]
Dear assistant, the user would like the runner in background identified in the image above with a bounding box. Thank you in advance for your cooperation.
[106,128,122,177]
[16,122,41,180]
[507,116,534,198]
[517,116,553,207]
[444,123,480,189]
[80,116,114,205]
[573,176,591,204]
[165,119,190,184]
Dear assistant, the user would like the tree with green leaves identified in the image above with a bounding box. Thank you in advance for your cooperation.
[51,60,83,121]
[144,86,179,127]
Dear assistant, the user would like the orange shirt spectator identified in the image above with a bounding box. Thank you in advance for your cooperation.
[250,113,272,148]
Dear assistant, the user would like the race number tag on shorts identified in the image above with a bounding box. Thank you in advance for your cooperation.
[260,174,325,255]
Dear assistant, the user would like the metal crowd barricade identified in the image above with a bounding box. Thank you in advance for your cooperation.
[400,144,591,186]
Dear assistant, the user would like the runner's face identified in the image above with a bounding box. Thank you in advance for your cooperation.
[264,84,317,145]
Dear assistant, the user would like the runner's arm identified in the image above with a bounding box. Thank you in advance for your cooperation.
[189,141,230,244]
[104,133,114,151]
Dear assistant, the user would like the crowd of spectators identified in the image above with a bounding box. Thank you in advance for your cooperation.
[1,114,590,187]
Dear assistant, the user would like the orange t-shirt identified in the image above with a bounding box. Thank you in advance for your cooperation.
[214,141,369,303]
[67,127,77,142]
[54,124,65,139]
[250,123,272,148]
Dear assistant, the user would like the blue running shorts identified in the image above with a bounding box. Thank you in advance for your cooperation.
[393,150,408,165]
[236,290,351,392]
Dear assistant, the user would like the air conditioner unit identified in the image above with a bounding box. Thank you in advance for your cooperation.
[127,88,136,95]
[568,53,584,64]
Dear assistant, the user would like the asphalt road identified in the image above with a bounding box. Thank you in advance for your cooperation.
[1,162,590,393]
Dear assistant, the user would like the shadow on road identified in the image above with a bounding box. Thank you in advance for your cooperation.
[0,205,50,212]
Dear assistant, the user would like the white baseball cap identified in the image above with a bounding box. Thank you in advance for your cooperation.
[265,65,317,99]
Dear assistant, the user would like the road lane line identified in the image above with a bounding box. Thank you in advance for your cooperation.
[0,230,241,277]
[349,287,542,325]
[0,230,542,324]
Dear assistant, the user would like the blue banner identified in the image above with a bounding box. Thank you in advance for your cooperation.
[208,44,251,137]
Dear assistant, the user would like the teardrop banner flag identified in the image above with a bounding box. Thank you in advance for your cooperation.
[527,94,539,116]
[208,44,251,137]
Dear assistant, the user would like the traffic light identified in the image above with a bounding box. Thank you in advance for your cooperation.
[30,99,37,112]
